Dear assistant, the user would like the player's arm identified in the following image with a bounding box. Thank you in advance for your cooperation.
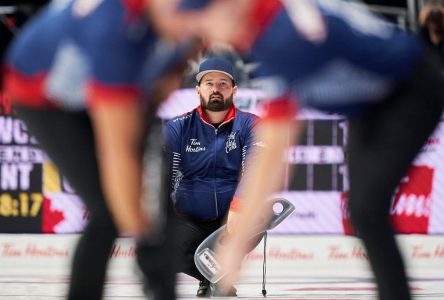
[217,95,301,290]
[226,116,263,234]
[229,117,297,241]
[218,116,299,289]
[89,99,146,236]
[145,0,252,45]
[162,119,182,185]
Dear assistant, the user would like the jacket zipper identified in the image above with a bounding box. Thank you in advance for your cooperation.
[211,121,230,218]
[213,126,219,219]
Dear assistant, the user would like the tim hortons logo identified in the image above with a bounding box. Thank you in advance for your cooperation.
[340,192,354,235]
[390,166,434,234]
[341,165,434,235]
[185,139,206,153]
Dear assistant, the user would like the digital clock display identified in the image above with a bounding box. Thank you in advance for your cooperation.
[0,193,43,218]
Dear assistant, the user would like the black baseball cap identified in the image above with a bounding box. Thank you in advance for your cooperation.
[196,57,235,83]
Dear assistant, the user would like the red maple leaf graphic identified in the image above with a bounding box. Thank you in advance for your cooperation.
[42,196,65,233]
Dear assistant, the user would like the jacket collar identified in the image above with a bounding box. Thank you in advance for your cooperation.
[197,104,236,126]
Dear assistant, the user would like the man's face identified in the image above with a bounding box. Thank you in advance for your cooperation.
[197,72,237,112]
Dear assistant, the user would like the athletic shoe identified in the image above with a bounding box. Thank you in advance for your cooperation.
[196,279,211,297]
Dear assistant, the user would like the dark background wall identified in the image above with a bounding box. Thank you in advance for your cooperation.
[363,0,407,6]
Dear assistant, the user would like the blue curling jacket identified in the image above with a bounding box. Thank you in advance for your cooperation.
[163,105,261,221]
[178,0,425,116]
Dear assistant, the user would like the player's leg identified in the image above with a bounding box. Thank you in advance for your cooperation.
[179,219,207,278]
[136,213,179,300]
[135,116,181,300]
[346,51,444,300]
[173,217,222,296]
[15,108,118,300]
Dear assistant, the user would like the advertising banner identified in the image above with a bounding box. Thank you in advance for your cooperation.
[0,94,86,233]
[159,89,444,235]
[1,90,443,234]
[0,112,44,232]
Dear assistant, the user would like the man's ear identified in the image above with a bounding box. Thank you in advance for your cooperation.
[233,86,238,96]
[196,85,201,95]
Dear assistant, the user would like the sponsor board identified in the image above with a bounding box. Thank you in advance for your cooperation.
[0,113,86,233]
[1,90,444,234]
[0,234,443,278]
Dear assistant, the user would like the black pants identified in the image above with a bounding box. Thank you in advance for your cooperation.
[173,216,223,281]
[16,109,118,300]
[15,109,178,300]
[347,52,444,300]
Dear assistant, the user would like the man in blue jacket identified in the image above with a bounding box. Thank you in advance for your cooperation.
[163,57,261,297]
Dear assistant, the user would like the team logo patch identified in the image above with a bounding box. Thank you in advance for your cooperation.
[225,132,237,153]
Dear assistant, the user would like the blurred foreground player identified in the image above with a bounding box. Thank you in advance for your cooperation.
[1,0,231,298]
[174,1,444,299]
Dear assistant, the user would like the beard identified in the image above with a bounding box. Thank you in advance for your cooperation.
[200,92,233,112]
